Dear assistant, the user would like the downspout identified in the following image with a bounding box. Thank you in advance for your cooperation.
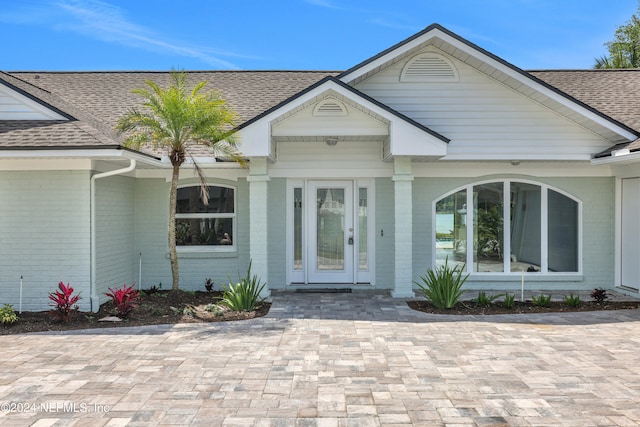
[90,159,137,312]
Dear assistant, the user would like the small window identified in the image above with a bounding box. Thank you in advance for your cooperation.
[176,185,235,248]
[401,53,459,82]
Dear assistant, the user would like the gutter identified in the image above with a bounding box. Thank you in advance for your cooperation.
[90,159,136,312]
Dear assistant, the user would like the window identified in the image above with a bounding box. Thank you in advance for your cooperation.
[434,180,580,274]
[175,185,235,249]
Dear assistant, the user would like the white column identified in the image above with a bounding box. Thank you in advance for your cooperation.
[391,157,415,298]
[248,157,270,297]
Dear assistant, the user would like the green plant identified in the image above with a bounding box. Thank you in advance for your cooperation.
[591,288,609,303]
[531,293,552,307]
[48,281,81,323]
[219,261,266,312]
[0,304,18,325]
[503,293,516,309]
[563,293,582,307]
[204,278,214,292]
[473,291,504,307]
[204,303,225,316]
[414,259,469,309]
[105,284,140,318]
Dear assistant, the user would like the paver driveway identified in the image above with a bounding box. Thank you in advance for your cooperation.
[1,291,640,426]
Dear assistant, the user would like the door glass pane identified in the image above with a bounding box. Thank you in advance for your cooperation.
[510,182,541,272]
[294,188,303,270]
[317,188,345,271]
[358,188,368,270]
[435,189,467,270]
[473,183,504,272]
[548,190,578,272]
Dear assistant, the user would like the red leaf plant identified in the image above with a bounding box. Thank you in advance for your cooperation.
[105,284,140,318]
[48,281,81,323]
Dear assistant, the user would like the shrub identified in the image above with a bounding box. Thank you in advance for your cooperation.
[531,293,552,307]
[415,259,469,309]
[106,284,140,318]
[219,261,266,312]
[591,288,608,304]
[0,304,18,325]
[48,282,81,323]
[503,293,516,309]
[143,283,162,295]
[563,293,582,307]
[473,291,504,307]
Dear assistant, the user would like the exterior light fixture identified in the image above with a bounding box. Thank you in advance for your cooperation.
[325,137,338,146]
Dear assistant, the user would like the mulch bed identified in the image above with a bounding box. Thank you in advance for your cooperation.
[408,300,640,315]
[0,290,270,335]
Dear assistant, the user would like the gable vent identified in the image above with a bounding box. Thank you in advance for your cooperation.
[400,53,459,82]
[313,99,348,116]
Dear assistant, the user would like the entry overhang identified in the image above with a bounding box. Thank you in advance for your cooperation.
[236,77,449,160]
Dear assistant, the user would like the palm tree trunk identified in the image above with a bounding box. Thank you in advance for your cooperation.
[168,163,180,290]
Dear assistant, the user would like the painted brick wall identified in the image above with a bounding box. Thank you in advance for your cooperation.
[0,171,91,311]
[267,178,287,288]
[94,175,136,305]
[375,178,395,289]
[134,177,249,292]
[412,175,615,291]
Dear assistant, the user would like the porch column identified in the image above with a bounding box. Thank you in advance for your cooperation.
[248,157,270,297]
[391,157,415,298]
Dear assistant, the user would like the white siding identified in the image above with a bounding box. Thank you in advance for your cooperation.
[0,85,67,120]
[0,171,91,311]
[272,103,387,137]
[354,51,610,159]
[94,175,136,305]
[271,140,392,178]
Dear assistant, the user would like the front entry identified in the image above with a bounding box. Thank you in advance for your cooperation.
[287,179,374,285]
[308,181,354,283]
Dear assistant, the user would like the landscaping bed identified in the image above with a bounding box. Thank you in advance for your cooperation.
[408,299,640,315]
[0,290,270,335]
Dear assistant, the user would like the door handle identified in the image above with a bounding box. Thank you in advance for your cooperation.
[348,236,354,245]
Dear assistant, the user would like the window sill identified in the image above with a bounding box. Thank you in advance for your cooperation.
[169,248,238,259]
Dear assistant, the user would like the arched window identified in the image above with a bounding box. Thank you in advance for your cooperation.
[434,180,580,274]
[175,185,235,248]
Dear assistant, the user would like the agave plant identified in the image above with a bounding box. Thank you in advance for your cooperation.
[415,259,469,309]
[218,261,266,312]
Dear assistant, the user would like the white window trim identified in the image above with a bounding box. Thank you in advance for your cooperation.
[175,183,237,253]
[432,179,583,276]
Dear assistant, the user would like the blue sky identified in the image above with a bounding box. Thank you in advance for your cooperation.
[1,0,638,71]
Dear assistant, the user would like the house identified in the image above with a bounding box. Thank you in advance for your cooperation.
[2,24,640,312]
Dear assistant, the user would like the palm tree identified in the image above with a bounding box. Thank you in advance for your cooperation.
[116,71,245,290]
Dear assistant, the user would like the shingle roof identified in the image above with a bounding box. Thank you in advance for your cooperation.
[530,69,640,132]
[2,68,640,158]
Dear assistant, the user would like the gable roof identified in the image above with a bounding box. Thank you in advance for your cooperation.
[2,24,640,161]
[338,23,638,145]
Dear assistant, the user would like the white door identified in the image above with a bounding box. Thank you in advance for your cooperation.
[308,181,354,283]
[621,178,640,290]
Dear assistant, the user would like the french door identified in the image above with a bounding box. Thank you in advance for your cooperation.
[288,179,373,285]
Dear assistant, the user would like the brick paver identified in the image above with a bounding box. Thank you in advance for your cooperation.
[1,291,640,426]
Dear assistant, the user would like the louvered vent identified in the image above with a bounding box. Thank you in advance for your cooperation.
[400,53,458,82]
[313,99,348,116]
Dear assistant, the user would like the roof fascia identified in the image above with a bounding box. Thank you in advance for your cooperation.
[338,23,639,142]
[0,147,163,166]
